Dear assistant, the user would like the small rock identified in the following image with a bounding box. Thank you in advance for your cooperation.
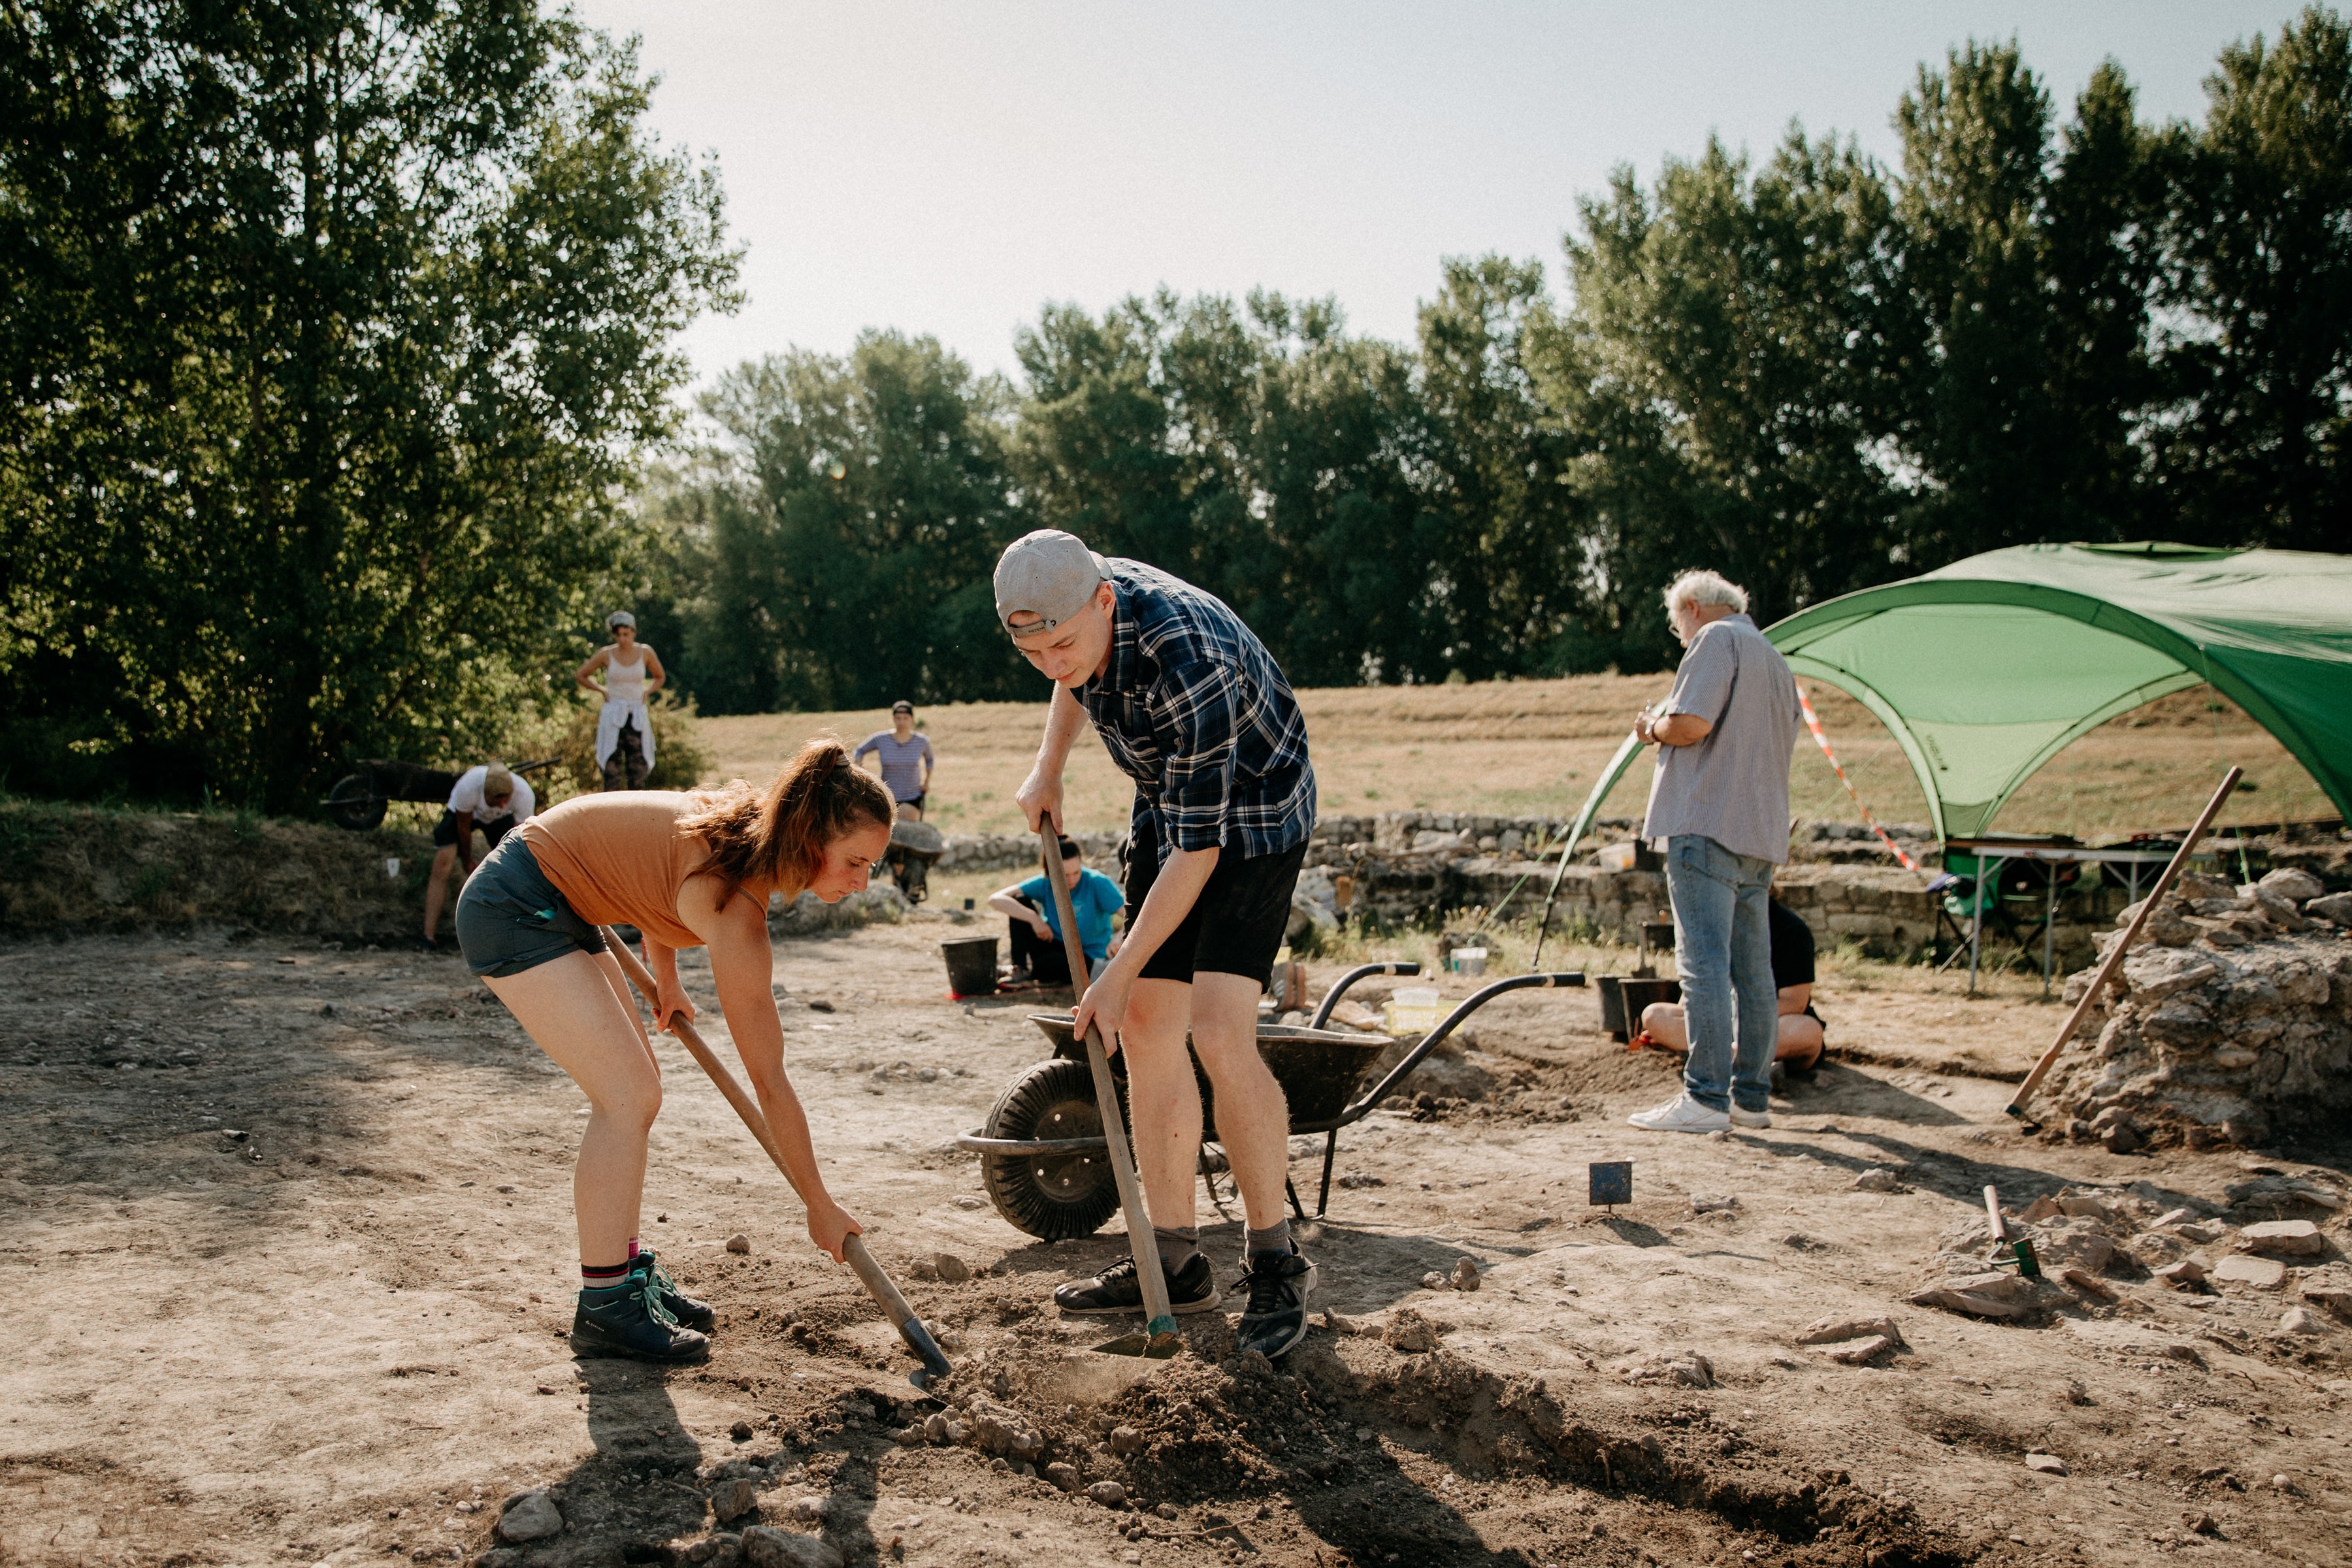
[2239,1220,2325,1257]
[495,1491,563,1543]
[2183,1511,2220,1537]
[2213,1254,2289,1291]
[710,1477,759,1524]
[1087,1480,1128,1509]
[786,1497,827,1523]
[1823,1334,1897,1365]
[2298,1266,2352,1320]
[1384,1307,1441,1353]
[1450,1258,1482,1292]
[2277,1307,2324,1336]
[1852,1168,1906,1194]
[1044,1462,1081,1492]
[1109,1425,1144,1456]
[1690,1192,1737,1214]
[1794,1315,1904,1347]
[932,1252,972,1284]
[726,1233,751,1255]
[2308,890,2352,924]
[730,1420,755,1442]
[1322,1309,1361,1335]
[955,1195,985,1210]
[2023,1453,2068,1475]
[740,1527,843,1568]
[2063,1379,2090,1406]
[1420,1270,1448,1290]
[2257,867,2325,903]
[2155,1258,2209,1288]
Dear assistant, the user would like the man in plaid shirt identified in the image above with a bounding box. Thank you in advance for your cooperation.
[996,529,1319,1360]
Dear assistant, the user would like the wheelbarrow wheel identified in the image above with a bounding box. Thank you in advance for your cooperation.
[979,1058,1121,1240]
[324,773,387,832]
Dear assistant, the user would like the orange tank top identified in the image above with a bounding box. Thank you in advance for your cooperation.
[516,792,719,950]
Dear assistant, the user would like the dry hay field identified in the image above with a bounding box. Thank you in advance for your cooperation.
[694,678,2330,845]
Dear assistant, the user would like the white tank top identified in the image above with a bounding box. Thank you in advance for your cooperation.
[604,649,647,705]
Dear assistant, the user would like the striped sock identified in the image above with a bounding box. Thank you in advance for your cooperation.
[629,1237,642,1258]
[582,1259,630,1290]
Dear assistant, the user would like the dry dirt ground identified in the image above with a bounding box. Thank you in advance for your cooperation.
[7,917,2349,1568]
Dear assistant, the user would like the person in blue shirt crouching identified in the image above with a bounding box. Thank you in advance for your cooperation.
[986,835,1124,988]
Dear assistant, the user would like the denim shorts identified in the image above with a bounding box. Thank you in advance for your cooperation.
[454,835,609,979]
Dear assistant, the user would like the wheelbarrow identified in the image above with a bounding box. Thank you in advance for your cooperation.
[885,818,947,904]
[954,960,1585,1239]
[320,757,558,830]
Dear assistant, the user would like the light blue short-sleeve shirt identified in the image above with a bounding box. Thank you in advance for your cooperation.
[1640,613,1801,864]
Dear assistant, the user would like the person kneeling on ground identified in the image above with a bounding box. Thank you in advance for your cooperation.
[456,739,891,1363]
[996,527,1320,1361]
[1636,894,1826,1081]
[421,761,535,953]
[987,836,1124,987]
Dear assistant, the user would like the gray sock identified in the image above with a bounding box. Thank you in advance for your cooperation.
[1153,1225,1200,1271]
[1246,1220,1292,1259]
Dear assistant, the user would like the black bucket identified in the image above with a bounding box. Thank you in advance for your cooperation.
[1598,975,1682,1040]
[941,936,999,997]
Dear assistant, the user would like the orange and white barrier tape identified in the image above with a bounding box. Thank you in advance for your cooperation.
[1797,686,1923,875]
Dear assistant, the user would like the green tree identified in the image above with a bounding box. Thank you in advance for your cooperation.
[2152,5,2352,547]
[672,332,1025,713]
[0,2,735,809]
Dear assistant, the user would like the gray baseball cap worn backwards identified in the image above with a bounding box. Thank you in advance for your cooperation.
[994,529,1109,640]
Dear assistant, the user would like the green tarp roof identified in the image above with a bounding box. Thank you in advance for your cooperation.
[1765,542,2352,840]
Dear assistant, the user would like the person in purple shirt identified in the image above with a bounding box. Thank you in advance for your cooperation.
[854,701,935,820]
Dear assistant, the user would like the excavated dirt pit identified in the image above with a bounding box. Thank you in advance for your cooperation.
[6,918,2351,1568]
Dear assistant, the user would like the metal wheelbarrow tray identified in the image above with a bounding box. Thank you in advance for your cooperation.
[955,961,1583,1239]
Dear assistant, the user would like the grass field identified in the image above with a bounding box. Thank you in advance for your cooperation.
[693,675,2330,845]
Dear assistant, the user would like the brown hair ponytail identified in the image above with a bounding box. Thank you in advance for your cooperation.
[679,736,894,905]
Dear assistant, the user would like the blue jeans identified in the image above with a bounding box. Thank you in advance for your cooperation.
[1665,834,1778,1113]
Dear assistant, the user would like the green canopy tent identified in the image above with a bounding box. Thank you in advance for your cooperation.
[1554,544,2352,851]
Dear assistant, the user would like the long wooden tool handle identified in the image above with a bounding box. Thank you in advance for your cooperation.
[2004,764,2243,1120]
[1039,827,1177,1335]
[596,929,951,1380]
[1983,1184,2009,1243]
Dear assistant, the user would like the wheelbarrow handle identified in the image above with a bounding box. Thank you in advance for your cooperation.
[1339,971,1585,1124]
[1307,961,1424,1030]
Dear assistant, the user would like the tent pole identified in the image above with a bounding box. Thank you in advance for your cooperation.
[1968,860,1985,998]
[2041,866,2057,1001]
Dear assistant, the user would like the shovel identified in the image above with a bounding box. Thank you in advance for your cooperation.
[598,928,955,1391]
[1038,825,1182,1360]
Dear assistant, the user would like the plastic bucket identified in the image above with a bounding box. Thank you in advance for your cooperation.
[1448,947,1488,977]
[1384,985,1443,1035]
[940,936,999,997]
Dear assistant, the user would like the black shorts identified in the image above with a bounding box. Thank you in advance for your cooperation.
[453,836,609,979]
[1123,815,1306,987]
[433,809,517,851]
[898,792,926,813]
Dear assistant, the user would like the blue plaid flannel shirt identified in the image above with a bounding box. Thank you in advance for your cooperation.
[1077,559,1316,864]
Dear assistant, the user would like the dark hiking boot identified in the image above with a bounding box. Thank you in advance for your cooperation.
[1052,1250,1221,1317]
[630,1249,715,1333]
[570,1276,708,1363]
[1232,1247,1318,1361]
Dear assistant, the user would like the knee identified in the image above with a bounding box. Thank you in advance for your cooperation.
[1639,1002,1678,1033]
[591,1071,662,1130]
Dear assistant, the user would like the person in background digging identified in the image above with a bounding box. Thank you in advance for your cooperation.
[455,738,892,1363]
[855,700,934,821]
[419,760,536,953]
[988,835,1124,987]
[1634,893,1825,1079]
[998,527,1320,1361]
[1626,568,1801,1135]
[576,612,665,791]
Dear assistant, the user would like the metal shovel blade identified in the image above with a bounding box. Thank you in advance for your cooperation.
[1091,1318,1184,1360]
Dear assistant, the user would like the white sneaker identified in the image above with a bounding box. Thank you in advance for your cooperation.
[1729,1106,1772,1129]
[1627,1092,1731,1133]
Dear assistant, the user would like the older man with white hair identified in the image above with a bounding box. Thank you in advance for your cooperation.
[1627,570,1801,1134]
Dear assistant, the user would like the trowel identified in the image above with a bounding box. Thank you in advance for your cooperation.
[598,929,955,1390]
[1038,826,1183,1360]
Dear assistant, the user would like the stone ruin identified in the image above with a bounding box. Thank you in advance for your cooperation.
[2044,867,2352,1148]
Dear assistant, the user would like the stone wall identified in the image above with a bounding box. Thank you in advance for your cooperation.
[2044,870,2352,1147]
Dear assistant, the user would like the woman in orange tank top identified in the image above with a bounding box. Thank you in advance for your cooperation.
[455,738,894,1362]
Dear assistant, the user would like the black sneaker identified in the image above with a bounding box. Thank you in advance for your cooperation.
[630,1249,715,1333]
[416,936,440,953]
[1233,1247,1318,1361]
[1053,1250,1221,1316]
[570,1276,709,1363]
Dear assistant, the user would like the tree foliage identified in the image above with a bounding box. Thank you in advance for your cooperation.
[0,1,736,808]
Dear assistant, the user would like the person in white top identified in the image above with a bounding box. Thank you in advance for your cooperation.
[421,762,537,951]
[576,611,666,791]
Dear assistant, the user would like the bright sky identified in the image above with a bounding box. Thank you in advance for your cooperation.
[566,1,2305,387]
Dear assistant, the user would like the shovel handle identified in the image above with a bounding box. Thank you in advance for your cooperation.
[1039,826,1178,1337]
[595,929,951,1381]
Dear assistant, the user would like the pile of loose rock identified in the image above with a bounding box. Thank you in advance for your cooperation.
[1903,1179,2349,1339]
[2044,868,2352,1147]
